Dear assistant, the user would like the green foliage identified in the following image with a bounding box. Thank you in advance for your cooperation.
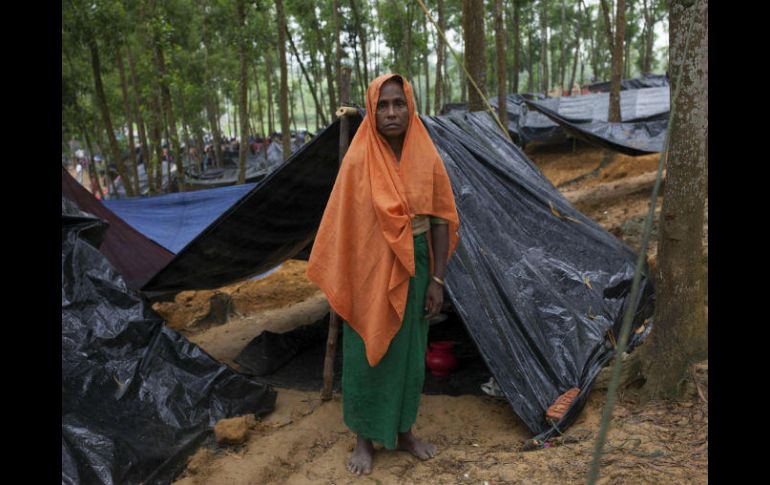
[62,0,669,161]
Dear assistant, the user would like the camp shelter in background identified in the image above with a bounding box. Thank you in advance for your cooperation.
[490,85,670,154]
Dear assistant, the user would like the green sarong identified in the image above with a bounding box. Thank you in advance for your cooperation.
[342,233,430,450]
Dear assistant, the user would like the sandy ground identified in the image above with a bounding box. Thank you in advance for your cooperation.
[155,140,708,485]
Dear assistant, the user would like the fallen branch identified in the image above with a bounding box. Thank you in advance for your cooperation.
[562,170,666,208]
[557,149,618,188]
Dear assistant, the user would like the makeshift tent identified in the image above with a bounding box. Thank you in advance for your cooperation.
[422,111,653,439]
[115,159,176,197]
[184,151,275,189]
[490,86,670,155]
[133,107,654,441]
[523,99,668,155]
[64,101,653,441]
[61,166,173,290]
[587,72,669,92]
[62,197,277,485]
[141,117,359,293]
[184,137,304,189]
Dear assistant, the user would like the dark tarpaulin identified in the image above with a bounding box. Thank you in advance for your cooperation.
[61,166,174,290]
[184,138,303,189]
[422,111,654,439]
[62,198,277,485]
[523,99,668,155]
[142,117,359,293]
[489,86,669,150]
[527,87,670,123]
[144,107,654,439]
[588,73,669,92]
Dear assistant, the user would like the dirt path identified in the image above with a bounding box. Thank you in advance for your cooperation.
[173,385,707,485]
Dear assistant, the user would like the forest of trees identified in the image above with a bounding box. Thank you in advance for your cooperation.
[62,0,668,195]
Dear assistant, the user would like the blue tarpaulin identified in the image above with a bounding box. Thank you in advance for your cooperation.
[104,183,257,254]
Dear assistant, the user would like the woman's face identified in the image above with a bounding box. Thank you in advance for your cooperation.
[375,81,409,141]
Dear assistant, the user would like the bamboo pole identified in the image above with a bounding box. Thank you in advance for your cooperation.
[321,66,353,401]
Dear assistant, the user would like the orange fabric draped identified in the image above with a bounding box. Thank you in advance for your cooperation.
[307,73,460,367]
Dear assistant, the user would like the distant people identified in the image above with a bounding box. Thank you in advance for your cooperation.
[75,159,84,183]
[162,147,174,167]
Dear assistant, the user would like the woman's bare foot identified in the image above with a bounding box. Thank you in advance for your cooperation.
[346,435,374,475]
[397,429,437,460]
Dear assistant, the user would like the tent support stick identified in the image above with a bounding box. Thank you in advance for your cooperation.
[321,67,353,401]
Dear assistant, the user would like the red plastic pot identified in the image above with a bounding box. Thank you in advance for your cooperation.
[426,341,458,377]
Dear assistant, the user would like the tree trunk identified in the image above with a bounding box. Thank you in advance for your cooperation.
[586,1,599,81]
[148,91,165,194]
[333,0,343,103]
[423,15,430,115]
[115,47,140,195]
[512,0,521,93]
[494,0,507,127]
[286,25,328,126]
[81,127,103,198]
[559,0,567,93]
[275,0,292,160]
[434,0,445,114]
[202,17,224,169]
[600,0,624,121]
[298,64,309,132]
[88,38,135,197]
[308,7,337,120]
[351,28,365,103]
[463,0,487,111]
[444,42,450,106]
[540,0,549,95]
[252,65,266,136]
[125,45,152,194]
[642,1,656,74]
[153,38,186,191]
[527,11,534,92]
[205,93,224,168]
[228,98,240,140]
[405,3,413,81]
[350,0,369,87]
[265,50,275,135]
[70,80,104,197]
[290,79,298,134]
[568,1,582,95]
[638,0,708,400]
[238,0,249,184]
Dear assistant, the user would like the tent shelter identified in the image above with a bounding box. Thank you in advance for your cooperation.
[62,198,277,485]
[62,104,654,463]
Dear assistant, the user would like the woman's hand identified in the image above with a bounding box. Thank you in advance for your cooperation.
[424,280,444,320]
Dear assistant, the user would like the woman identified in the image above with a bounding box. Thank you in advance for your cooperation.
[307,73,460,475]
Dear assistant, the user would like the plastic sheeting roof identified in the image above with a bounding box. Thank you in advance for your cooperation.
[61,167,174,290]
[104,182,257,254]
[137,108,653,439]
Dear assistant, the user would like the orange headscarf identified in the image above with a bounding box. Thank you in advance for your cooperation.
[307,73,459,367]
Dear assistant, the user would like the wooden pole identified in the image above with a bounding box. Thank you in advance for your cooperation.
[321,67,352,401]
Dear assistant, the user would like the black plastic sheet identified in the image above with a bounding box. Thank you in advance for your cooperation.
[131,107,653,441]
[62,199,277,485]
[143,117,360,293]
[489,86,669,151]
[62,167,174,290]
[422,111,654,438]
[588,73,669,92]
[524,99,668,155]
